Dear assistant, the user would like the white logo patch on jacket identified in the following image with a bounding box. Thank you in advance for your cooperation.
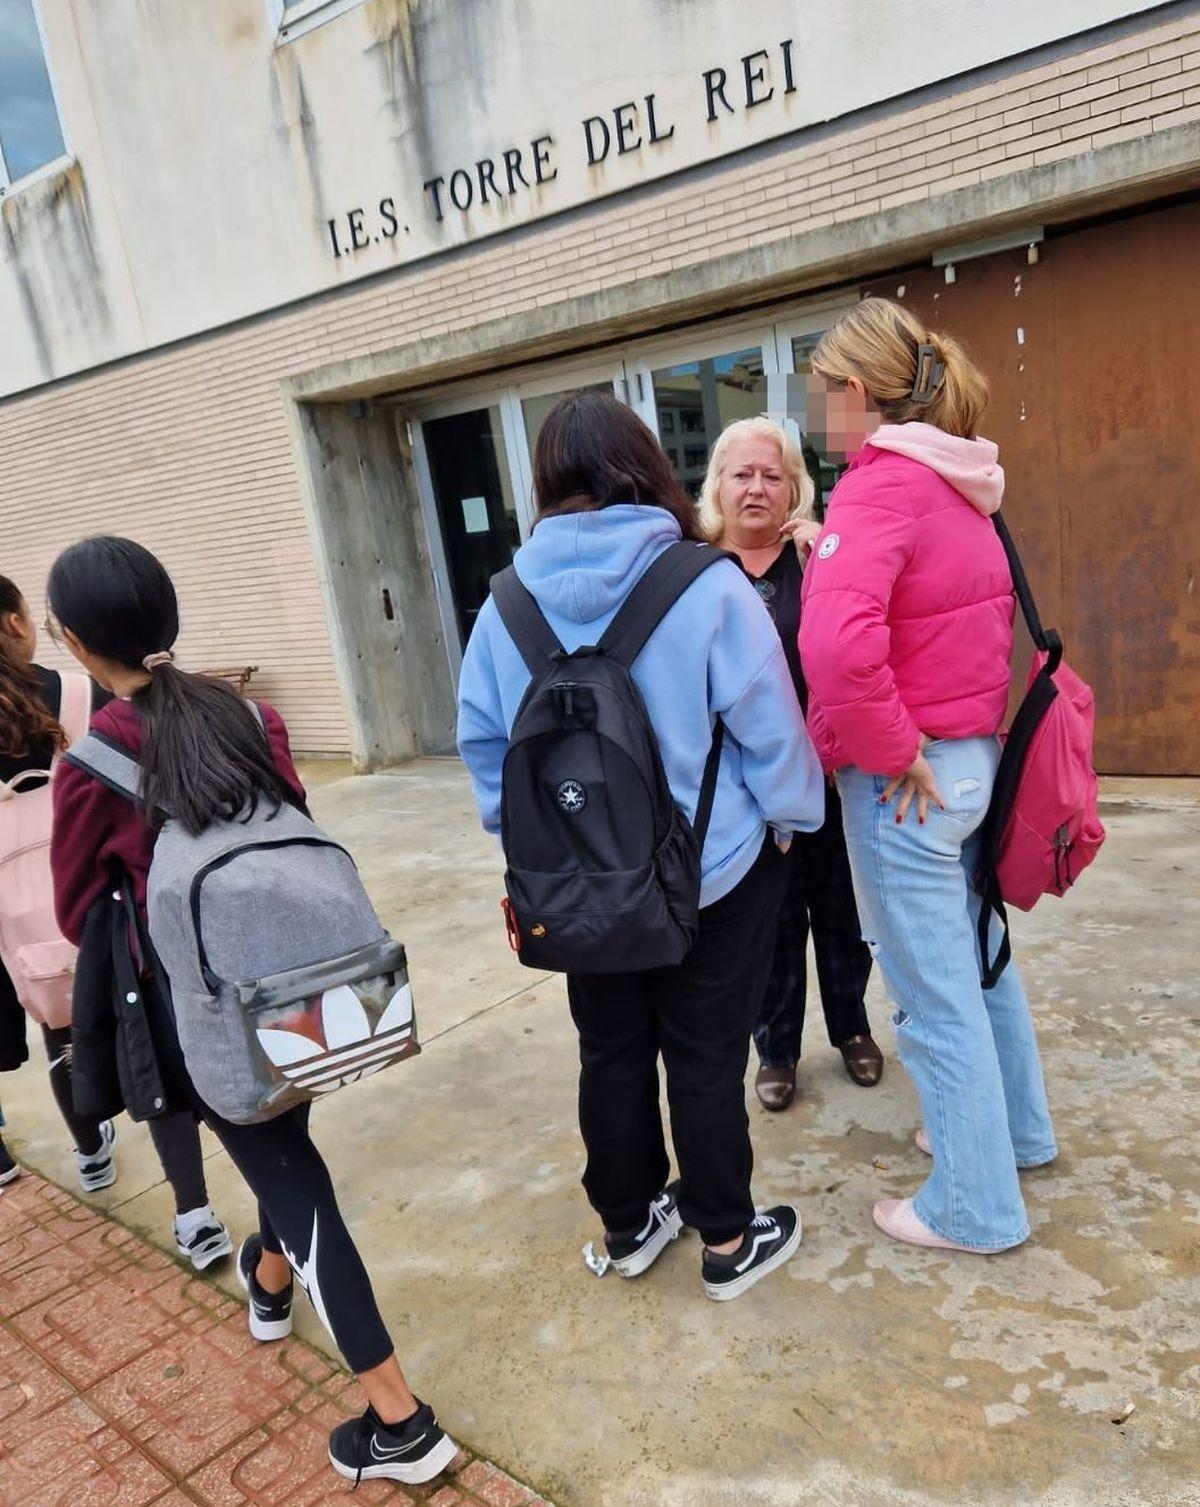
[818,533,840,560]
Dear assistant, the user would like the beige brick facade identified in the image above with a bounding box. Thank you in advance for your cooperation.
[3,8,1199,754]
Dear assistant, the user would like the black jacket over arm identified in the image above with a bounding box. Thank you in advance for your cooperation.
[71,879,174,1122]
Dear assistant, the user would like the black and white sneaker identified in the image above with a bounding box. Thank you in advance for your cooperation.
[236,1234,294,1341]
[75,1119,117,1193]
[0,1135,20,1186]
[174,1206,233,1272]
[328,1399,459,1486]
[701,1205,802,1301]
[605,1184,684,1278]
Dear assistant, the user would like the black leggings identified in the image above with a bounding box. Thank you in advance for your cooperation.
[42,1025,104,1157]
[42,1024,209,1214]
[203,1102,394,1374]
[141,973,393,1375]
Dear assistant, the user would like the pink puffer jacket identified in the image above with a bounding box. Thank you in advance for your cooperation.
[799,423,1015,776]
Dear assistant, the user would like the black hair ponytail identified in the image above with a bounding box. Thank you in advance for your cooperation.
[47,536,294,836]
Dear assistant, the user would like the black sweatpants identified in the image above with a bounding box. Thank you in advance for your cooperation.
[753,785,873,1069]
[567,834,790,1248]
[144,974,394,1375]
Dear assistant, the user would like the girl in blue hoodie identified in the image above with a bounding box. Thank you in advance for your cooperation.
[457,391,825,1301]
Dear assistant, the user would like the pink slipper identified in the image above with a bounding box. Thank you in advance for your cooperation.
[915,1128,932,1157]
[872,1198,982,1252]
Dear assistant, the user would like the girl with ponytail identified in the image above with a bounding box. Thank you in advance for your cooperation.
[48,537,458,1488]
[799,297,1057,1253]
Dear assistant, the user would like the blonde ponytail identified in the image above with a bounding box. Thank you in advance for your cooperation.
[811,297,989,438]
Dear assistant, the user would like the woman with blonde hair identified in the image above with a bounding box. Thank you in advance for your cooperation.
[700,419,879,1111]
[800,297,1056,1252]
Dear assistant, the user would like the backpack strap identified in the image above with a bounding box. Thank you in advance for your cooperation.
[490,566,566,675]
[976,514,1064,989]
[64,732,144,806]
[598,542,731,668]
[599,542,731,849]
[692,719,725,851]
[993,514,1063,674]
[56,673,93,749]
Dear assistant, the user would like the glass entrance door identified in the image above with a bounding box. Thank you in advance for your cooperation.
[407,296,855,676]
[418,404,519,648]
[626,326,777,499]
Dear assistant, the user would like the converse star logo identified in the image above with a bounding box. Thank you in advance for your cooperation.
[818,533,840,559]
[557,779,587,814]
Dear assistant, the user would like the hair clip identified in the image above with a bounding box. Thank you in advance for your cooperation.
[909,343,945,403]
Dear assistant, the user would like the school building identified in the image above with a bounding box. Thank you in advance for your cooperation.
[2,0,1198,773]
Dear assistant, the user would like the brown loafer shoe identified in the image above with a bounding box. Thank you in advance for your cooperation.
[755,1063,796,1112]
[839,1034,884,1087]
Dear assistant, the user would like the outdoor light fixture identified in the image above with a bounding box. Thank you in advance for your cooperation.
[933,225,1045,283]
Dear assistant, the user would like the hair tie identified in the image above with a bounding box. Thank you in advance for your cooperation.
[142,650,174,671]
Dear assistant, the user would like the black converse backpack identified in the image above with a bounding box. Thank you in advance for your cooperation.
[490,540,730,975]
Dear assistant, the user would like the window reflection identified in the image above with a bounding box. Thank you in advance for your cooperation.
[652,348,764,498]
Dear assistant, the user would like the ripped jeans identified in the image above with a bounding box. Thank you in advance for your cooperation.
[837,736,1057,1250]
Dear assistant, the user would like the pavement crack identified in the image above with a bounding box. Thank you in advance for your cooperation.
[422,973,555,1045]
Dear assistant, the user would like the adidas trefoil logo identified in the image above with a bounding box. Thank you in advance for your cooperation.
[255,981,415,1094]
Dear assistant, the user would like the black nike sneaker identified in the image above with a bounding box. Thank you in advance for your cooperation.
[236,1234,293,1341]
[605,1183,683,1277]
[701,1205,802,1301]
[328,1400,459,1486]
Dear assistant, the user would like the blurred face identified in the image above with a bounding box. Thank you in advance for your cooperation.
[804,374,882,461]
[716,436,791,543]
[0,598,37,665]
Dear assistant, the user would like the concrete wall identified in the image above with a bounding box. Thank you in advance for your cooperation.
[0,0,1176,396]
[3,8,1200,757]
[293,399,457,762]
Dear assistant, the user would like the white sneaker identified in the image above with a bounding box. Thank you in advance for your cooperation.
[174,1205,234,1271]
[76,1119,117,1193]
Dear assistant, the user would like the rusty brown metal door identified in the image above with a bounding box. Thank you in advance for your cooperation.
[866,198,1200,775]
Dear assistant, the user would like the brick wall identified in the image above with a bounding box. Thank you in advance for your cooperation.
[3,8,1198,753]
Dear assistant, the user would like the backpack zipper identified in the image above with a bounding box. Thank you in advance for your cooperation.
[189,835,355,989]
[1052,824,1075,891]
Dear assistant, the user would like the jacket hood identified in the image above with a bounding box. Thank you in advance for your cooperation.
[513,504,682,624]
[866,422,1004,516]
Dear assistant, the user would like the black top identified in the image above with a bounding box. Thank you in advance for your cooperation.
[743,544,807,712]
[0,665,110,787]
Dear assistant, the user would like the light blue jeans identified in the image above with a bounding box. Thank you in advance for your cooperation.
[837,736,1057,1250]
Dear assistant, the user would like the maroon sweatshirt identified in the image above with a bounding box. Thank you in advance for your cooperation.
[52,697,306,945]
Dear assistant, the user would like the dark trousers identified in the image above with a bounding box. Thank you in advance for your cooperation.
[753,785,873,1069]
[567,834,790,1247]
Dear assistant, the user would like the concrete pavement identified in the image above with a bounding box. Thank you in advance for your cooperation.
[2,762,1198,1506]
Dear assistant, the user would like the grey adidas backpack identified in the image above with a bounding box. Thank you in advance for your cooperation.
[66,724,418,1125]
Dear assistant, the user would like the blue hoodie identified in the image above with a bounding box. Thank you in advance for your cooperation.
[456,505,825,907]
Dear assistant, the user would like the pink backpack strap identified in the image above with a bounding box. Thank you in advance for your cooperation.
[55,672,93,751]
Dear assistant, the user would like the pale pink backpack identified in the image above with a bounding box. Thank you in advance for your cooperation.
[977,517,1105,986]
[0,672,92,1028]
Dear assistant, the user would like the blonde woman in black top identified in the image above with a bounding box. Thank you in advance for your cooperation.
[699,420,882,1109]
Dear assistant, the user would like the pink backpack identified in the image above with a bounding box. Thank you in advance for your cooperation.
[0,673,92,1028]
[977,517,1105,987]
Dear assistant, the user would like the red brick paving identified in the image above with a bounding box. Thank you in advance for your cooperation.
[0,1169,555,1507]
